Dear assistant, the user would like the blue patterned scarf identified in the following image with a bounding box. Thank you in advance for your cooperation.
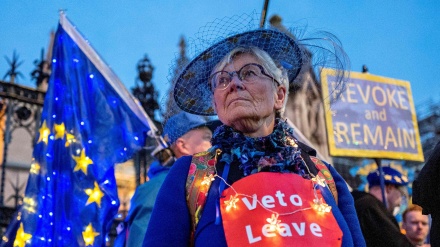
[211,119,311,178]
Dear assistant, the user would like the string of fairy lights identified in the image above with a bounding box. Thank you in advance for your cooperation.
[199,165,333,232]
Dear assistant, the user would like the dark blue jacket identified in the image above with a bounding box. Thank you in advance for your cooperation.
[144,155,365,246]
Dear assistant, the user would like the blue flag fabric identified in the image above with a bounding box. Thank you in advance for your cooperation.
[1,12,156,246]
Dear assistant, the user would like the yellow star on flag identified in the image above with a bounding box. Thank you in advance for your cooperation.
[85,182,104,207]
[82,223,100,246]
[23,197,37,213]
[53,122,66,139]
[37,120,50,144]
[29,161,40,174]
[14,223,32,247]
[73,149,93,175]
[65,133,76,147]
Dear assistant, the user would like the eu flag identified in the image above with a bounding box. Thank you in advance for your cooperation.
[1,12,157,246]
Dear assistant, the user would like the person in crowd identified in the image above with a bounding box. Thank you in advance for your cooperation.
[402,204,431,246]
[121,112,219,246]
[143,14,365,247]
[351,166,414,246]
[413,140,440,247]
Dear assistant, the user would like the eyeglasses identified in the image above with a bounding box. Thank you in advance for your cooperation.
[209,63,280,91]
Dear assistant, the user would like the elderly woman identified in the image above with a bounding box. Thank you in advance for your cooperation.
[144,18,365,247]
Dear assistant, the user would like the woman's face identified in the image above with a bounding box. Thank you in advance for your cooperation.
[212,53,286,136]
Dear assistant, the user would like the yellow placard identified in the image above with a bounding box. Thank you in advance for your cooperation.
[321,68,424,162]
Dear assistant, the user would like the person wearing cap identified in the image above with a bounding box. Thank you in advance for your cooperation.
[351,166,414,246]
[121,112,218,246]
[402,204,431,246]
[413,140,440,247]
[144,14,364,247]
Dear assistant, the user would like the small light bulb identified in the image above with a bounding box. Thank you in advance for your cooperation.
[224,195,239,211]
[312,176,326,187]
[313,198,332,213]
[266,213,281,231]
[201,174,215,187]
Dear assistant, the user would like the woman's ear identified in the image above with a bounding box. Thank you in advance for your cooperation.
[274,85,287,110]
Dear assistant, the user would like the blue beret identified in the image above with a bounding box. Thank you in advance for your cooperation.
[367,166,409,188]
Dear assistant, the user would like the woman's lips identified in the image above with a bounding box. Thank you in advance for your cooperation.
[228,97,249,106]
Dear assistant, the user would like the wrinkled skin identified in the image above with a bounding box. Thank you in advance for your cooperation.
[213,53,286,137]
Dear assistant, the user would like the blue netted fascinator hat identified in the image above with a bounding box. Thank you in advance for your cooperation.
[170,13,348,116]
[174,29,302,116]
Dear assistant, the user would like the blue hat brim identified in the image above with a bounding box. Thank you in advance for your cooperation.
[174,29,303,116]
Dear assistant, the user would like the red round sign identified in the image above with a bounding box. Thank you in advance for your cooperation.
[220,172,342,246]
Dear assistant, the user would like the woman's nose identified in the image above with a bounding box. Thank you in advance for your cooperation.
[229,75,244,91]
